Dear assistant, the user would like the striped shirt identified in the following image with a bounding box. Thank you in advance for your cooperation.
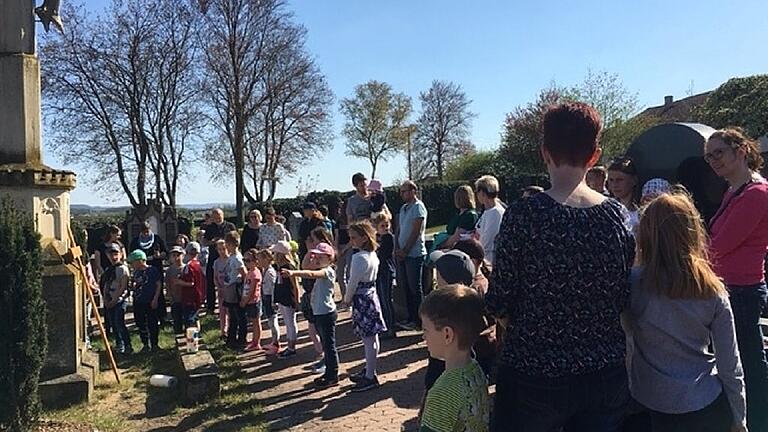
[420,359,489,432]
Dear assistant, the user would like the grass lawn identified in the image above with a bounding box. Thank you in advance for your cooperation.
[41,314,265,432]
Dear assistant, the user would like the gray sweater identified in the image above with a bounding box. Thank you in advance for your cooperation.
[622,267,746,426]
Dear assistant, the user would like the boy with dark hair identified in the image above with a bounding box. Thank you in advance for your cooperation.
[420,285,489,432]
[223,231,248,349]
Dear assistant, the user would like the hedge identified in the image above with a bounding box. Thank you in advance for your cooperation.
[0,198,47,431]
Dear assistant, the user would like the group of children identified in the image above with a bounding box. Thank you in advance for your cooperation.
[98,239,206,354]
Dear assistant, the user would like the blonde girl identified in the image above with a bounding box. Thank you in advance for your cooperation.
[344,221,387,392]
[212,239,230,338]
[255,249,280,354]
[270,241,300,358]
[623,193,746,432]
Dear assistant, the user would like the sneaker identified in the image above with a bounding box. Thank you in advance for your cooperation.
[278,348,297,359]
[348,369,366,383]
[244,342,262,352]
[313,376,339,389]
[350,376,380,392]
[311,359,326,373]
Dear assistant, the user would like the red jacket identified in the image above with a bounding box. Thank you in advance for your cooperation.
[710,180,768,286]
[181,258,206,308]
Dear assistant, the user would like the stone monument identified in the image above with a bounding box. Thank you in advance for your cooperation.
[0,0,97,408]
[125,195,180,245]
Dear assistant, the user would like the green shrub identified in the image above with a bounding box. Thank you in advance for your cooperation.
[0,197,48,431]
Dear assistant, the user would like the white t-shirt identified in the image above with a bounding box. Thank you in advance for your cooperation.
[261,266,277,296]
[344,250,380,303]
[475,202,506,265]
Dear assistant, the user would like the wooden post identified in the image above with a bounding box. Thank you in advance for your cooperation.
[66,226,121,384]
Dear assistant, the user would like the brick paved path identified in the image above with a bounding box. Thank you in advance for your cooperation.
[239,309,427,432]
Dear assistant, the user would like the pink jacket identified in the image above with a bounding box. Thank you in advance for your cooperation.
[709,181,768,286]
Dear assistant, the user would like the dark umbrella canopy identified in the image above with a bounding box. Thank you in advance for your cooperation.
[626,122,726,221]
[626,123,716,184]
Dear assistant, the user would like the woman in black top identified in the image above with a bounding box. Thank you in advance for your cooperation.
[240,209,262,253]
[486,103,635,432]
[95,225,124,278]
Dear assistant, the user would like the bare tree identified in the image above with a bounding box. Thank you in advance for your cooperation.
[413,80,476,180]
[340,80,412,178]
[199,0,292,225]
[247,25,334,203]
[40,0,202,207]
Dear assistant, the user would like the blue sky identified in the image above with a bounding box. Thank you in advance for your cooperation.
[43,0,768,206]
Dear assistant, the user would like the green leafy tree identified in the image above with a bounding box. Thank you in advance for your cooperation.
[499,71,645,175]
[499,84,564,176]
[444,150,498,182]
[695,75,768,138]
[566,70,644,159]
[340,80,412,178]
[0,198,47,431]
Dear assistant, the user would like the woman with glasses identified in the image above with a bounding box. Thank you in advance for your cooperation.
[241,209,262,253]
[704,127,768,432]
[607,157,640,231]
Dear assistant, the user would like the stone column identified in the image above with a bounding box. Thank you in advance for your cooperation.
[0,0,96,409]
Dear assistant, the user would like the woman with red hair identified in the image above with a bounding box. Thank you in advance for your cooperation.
[487,102,635,431]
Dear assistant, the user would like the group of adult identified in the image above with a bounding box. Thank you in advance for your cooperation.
[485,102,768,432]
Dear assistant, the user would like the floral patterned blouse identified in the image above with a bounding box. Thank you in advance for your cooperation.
[486,193,635,378]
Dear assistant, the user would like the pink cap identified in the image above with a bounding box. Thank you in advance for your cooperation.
[368,179,382,192]
[269,240,292,256]
[309,242,335,260]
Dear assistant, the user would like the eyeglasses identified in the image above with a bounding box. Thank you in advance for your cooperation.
[704,148,728,163]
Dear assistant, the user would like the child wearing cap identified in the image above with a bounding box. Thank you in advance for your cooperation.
[127,249,163,352]
[344,221,388,392]
[167,245,187,334]
[419,285,490,432]
[271,241,300,358]
[367,179,389,219]
[180,242,205,327]
[282,242,339,388]
[100,243,132,354]
[640,177,673,205]
[423,249,477,392]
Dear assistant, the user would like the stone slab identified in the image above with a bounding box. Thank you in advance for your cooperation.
[176,337,220,405]
[38,368,93,409]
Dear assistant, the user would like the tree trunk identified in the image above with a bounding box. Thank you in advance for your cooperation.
[436,139,444,180]
[234,122,245,227]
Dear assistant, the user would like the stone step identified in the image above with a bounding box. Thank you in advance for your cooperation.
[175,335,220,405]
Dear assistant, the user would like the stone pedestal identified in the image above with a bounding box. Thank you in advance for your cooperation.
[1,0,92,410]
[0,165,92,408]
